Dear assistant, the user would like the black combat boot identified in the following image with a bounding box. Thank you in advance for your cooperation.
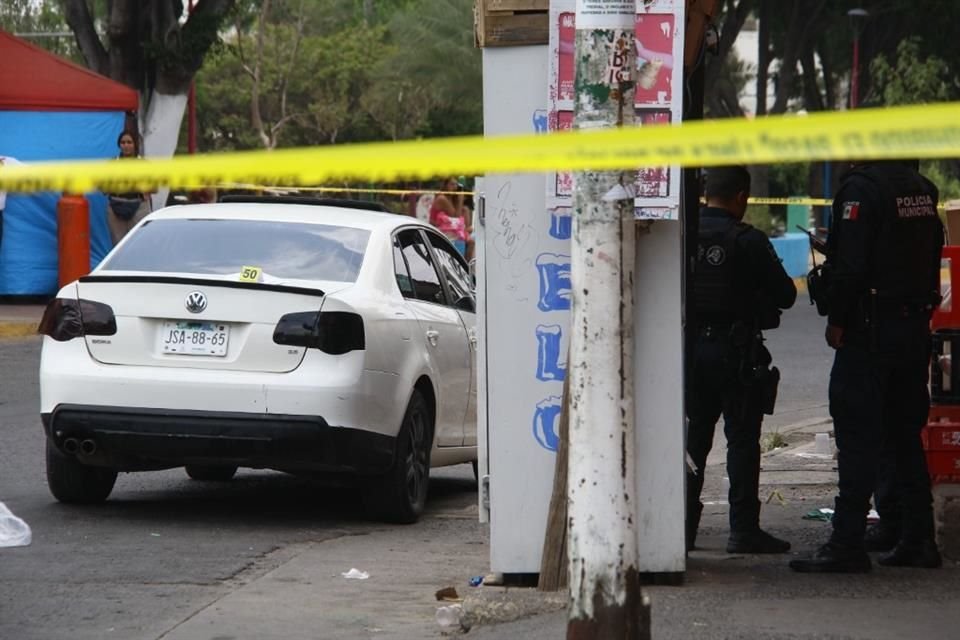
[878,540,942,568]
[727,528,791,554]
[789,542,872,573]
[863,522,899,553]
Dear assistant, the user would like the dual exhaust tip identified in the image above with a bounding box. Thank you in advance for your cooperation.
[62,437,97,456]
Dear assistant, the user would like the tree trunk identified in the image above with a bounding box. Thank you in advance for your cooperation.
[769,0,827,115]
[703,0,751,118]
[799,44,824,112]
[62,0,236,174]
[107,1,147,91]
[756,0,768,116]
[62,0,108,75]
[144,92,189,210]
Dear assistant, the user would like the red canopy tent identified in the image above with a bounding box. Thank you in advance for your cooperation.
[0,30,139,295]
[0,29,137,111]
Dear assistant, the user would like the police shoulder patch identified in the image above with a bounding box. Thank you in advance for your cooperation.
[842,201,860,221]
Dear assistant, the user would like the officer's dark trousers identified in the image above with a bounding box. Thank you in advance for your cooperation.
[687,333,764,536]
[829,313,935,549]
[874,430,902,530]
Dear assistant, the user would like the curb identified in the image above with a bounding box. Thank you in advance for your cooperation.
[0,322,39,338]
[793,276,807,294]
[460,588,567,632]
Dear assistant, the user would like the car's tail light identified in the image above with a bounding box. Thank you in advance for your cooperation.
[38,299,117,342]
[273,311,364,355]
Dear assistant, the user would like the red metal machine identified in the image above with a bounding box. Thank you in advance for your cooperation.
[926,245,960,482]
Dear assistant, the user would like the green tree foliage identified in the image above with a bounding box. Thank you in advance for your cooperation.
[0,0,78,60]
[870,38,958,106]
[377,0,482,138]
[870,37,960,200]
[190,0,479,151]
[297,25,389,144]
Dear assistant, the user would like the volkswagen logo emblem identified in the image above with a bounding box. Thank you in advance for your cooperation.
[185,291,207,314]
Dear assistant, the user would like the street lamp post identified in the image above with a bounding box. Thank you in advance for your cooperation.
[848,8,869,109]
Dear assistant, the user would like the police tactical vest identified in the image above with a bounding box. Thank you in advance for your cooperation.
[850,164,943,302]
[693,220,751,322]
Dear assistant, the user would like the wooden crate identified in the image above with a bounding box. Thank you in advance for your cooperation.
[475,0,549,48]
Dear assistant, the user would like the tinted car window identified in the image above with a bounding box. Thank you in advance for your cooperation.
[396,229,445,304]
[427,232,475,312]
[101,219,369,282]
[393,236,416,298]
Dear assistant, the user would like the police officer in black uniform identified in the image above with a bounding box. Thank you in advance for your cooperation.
[790,160,944,573]
[687,165,797,553]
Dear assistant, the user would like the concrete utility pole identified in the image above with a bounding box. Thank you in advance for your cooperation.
[567,1,648,638]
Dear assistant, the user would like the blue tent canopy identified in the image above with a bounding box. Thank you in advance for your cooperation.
[1,111,124,295]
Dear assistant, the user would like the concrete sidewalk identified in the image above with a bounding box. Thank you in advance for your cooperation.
[462,422,960,639]
[148,421,960,639]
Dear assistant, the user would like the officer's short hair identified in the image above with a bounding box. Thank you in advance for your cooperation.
[704,166,751,199]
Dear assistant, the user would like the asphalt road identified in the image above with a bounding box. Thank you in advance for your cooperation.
[763,296,836,431]
[0,302,840,639]
[0,335,480,639]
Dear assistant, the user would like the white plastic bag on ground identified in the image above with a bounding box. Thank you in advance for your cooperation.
[0,501,31,548]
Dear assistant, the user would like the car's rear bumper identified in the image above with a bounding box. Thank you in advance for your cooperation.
[43,404,396,475]
[40,335,410,440]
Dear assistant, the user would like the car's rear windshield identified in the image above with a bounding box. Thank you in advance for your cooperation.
[101,218,370,282]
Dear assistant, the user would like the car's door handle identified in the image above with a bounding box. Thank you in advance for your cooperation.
[468,330,478,347]
[425,330,440,346]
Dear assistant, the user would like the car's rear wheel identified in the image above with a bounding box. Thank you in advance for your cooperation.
[46,440,117,504]
[185,465,238,482]
[365,390,432,524]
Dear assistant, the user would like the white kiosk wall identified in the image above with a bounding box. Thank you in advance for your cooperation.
[479,45,560,573]
[634,224,686,573]
[480,45,686,575]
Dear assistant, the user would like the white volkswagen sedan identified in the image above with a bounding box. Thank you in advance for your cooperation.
[39,197,477,522]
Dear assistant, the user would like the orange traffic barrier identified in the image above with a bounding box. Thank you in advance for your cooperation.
[56,193,90,287]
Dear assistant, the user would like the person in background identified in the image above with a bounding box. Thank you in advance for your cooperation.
[106,130,151,245]
[188,187,217,204]
[460,177,476,263]
[0,155,21,254]
[430,177,470,257]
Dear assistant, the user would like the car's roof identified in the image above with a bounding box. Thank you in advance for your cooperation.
[148,202,424,232]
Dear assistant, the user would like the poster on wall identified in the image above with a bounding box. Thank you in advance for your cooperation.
[547,0,685,220]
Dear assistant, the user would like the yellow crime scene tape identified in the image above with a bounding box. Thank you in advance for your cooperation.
[218,184,469,197]
[749,197,832,206]
[746,197,950,210]
[1,102,959,194]
[225,187,946,212]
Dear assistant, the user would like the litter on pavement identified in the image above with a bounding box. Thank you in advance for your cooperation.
[435,587,461,602]
[802,507,879,523]
[341,568,370,580]
[0,501,32,548]
[803,508,834,522]
[435,604,462,629]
